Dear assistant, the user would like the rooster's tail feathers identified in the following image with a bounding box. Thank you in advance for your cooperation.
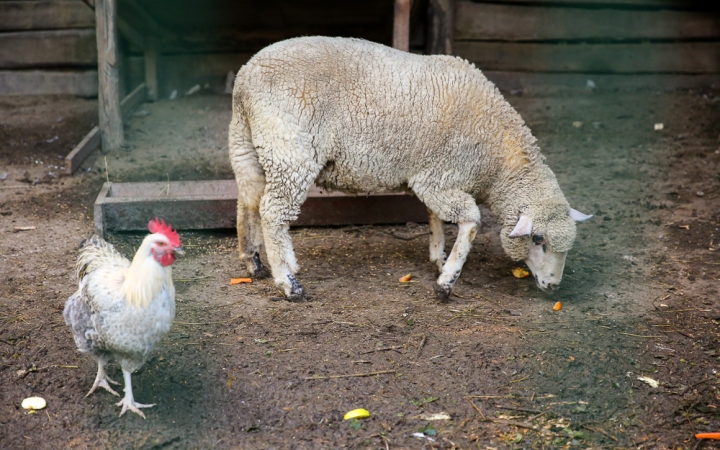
[76,235,126,280]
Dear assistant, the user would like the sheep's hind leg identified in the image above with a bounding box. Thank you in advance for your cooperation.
[427,209,446,273]
[420,190,480,302]
[236,203,268,278]
[259,164,318,302]
[229,107,268,278]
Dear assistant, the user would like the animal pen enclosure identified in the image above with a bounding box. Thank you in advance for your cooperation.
[7,0,711,232]
[2,1,720,448]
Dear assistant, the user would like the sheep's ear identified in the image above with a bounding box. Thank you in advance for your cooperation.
[509,215,532,238]
[570,208,593,222]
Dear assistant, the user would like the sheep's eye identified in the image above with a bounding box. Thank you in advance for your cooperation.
[532,235,544,245]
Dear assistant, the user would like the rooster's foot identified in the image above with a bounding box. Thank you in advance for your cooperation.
[86,363,120,397]
[117,397,155,419]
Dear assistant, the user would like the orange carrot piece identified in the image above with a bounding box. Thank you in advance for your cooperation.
[553,302,563,311]
[398,274,412,283]
[230,278,252,285]
[696,433,720,439]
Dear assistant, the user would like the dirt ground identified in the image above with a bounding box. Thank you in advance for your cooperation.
[1,83,719,449]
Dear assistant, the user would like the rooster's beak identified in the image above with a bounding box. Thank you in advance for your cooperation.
[174,247,184,255]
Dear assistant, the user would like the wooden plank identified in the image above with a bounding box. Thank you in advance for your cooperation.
[0,1,94,31]
[118,0,172,38]
[483,71,720,94]
[126,52,254,98]
[143,37,158,101]
[95,0,123,150]
[0,29,96,69]
[65,83,145,173]
[0,69,97,95]
[94,181,428,236]
[93,181,110,236]
[393,0,411,51]
[119,82,145,112]
[65,125,100,174]
[117,17,144,49]
[428,0,454,54]
[464,0,709,6]
[455,1,720,41]
[454,41,720,74]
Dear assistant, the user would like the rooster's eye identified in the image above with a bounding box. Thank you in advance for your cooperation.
[157,242,166,247]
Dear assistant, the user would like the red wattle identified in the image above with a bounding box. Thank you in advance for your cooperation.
[159,252,176,267]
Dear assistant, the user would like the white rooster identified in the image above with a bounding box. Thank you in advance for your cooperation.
[64,218,182,418]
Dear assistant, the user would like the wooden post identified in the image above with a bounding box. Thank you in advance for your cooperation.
[95,0,123,150]
[427,0,454,55]
[393,0,411,52]
[144,37,158,101]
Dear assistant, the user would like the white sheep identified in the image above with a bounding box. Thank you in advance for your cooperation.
[229,36,591,301]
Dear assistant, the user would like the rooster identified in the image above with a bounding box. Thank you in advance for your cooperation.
[64,219,183,418]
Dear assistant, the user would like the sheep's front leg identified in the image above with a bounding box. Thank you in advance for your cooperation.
[420,190,480,302]
[435,221,478,301]
[427,209,446,272]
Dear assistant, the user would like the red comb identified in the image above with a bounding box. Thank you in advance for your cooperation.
[148,218,181,247]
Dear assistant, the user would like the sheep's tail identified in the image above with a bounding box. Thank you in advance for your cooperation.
[229,94,265,210]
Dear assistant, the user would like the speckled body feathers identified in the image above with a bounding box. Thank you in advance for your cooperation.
[64,236,175,373]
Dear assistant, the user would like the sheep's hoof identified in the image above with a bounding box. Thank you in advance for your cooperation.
[286,292,307,302]
[286,275,306,302]
[433,283,451,303]
[251,254,269,279]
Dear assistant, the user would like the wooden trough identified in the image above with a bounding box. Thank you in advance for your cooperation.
[93,180,428,236]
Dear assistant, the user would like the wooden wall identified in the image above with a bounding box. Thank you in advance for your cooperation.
[123,0,395,98]
[4,0,719,96]
[0,0,98,95]
[453,0,720,92]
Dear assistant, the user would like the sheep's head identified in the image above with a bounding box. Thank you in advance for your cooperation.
[501,201,592,291]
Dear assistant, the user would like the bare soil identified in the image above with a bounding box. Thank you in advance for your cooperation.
[1,86,719,449]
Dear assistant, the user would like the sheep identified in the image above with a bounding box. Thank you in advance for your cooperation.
[229,36,592,302]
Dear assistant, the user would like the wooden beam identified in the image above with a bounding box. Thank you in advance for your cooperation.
[393,0,411,51]
[0,69,97,95]
[483,71,720,94]
[143,37,158,101]
[117,17,144,49]
[454,41,720,74]
[126,52,254,98]
[119,0,172,38]
[427,0,454,55]
[95,0,123,150]
[0,29,96,69]
[65,125,101,174]
[65,83,146,173]
[455,1,720,41]
[93,181,428,236]
[119,82,145,112]
[463,0,709,6]
[0,1,95,31]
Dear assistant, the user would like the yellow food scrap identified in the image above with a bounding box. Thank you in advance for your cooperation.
[398,273,412,283]
[21,396,46,411]
[230,278,252,285]
[512,268,530,279]
[344,408,371,420]
[553,302,563,311]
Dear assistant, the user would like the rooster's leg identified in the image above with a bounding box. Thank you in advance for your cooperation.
[86,360,120,397]
[116,369,155,419]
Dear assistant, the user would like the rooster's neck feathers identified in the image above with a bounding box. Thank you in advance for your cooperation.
[121,235,174,309]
